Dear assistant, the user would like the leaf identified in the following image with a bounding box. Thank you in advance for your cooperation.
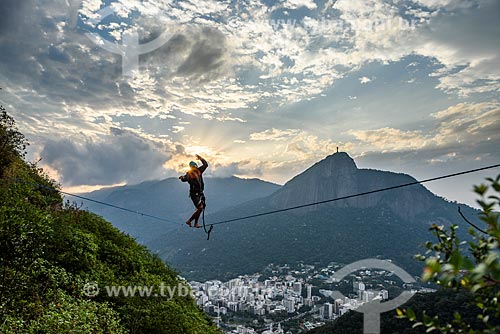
[449,250,463,270]
[406,308,416,321]
[474,184,488,196]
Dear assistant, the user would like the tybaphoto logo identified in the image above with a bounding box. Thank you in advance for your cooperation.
[331,259,416,334]
[82,282,100,297]
[85,4,173,77]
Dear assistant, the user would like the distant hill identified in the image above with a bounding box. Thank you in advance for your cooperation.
[0,112,220,333]
[148,152,478,281]
[81,176,280,243]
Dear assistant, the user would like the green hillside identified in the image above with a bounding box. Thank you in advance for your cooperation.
[158,203,475,282]
[0,108,219,333]
[308,290,497,334]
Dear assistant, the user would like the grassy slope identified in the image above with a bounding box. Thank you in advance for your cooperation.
[0,157,219,334]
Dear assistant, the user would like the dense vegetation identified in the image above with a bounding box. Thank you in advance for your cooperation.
[0,108,219,333]
[152,201,476,281]
[308,290,498,334]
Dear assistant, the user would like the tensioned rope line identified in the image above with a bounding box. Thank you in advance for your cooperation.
[5,178,178,225]
[2,163,500,230]
[209,163,500,227]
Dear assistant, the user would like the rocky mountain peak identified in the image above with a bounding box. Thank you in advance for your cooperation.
[283,152,357,187]
[316,151,358,177]
[270,151,435,217]
[324,151,357,168]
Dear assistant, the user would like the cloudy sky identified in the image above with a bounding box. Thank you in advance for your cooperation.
[0,0,499,206]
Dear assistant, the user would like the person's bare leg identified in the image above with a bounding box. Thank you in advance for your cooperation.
[186,209,199,227]
[193,206,203,228]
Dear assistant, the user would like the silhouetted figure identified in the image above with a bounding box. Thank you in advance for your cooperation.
[179,154,208,228]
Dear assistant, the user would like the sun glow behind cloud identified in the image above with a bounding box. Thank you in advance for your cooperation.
[0,0,499,205]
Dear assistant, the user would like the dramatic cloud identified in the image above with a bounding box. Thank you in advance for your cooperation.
[350,128,428,152]
[250,128,301,141]
[414,0,500,96]
[351,102,500,162]
[209,161,264,178]
[175,28,228,80]
[41,128,174,186]
[0,0,498,207]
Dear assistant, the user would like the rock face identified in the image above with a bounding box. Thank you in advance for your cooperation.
[270,152,358,209]
[269,152,436,218]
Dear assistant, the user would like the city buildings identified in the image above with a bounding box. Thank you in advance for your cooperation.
[190,262,429,333]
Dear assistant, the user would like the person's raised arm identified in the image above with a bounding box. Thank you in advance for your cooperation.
[196,154,208,173]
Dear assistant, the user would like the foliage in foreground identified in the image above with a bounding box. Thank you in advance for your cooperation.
[310,175,500,334]
[399,175,500,333]
[309,289,491,334]
[0,108,219,333]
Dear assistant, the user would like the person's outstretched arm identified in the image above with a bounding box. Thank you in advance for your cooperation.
[196,154,208,173]
[179,174,188,182]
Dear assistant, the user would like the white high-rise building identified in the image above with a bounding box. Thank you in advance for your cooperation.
[353,281,365,292]
[362,290,375,303]
[228,302,238,312]
[284,299,295,313]
[306,284,312,299]
[293,282,302,295]
[323,303,333,319]
[229,278,242,289]
[334,299,343,315]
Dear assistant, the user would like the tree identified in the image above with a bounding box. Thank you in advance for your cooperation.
[399,175,500,333]
[0,103,28,175]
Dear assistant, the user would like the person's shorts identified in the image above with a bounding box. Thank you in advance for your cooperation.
[190,192,206,208]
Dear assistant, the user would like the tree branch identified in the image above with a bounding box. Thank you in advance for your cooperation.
[458,206,487,234]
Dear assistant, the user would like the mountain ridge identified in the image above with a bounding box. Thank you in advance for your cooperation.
[147,152,478,281]
[81,176,281,243]
[269,152,436,219]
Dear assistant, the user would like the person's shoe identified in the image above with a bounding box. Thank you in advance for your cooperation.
[185,220,192,228]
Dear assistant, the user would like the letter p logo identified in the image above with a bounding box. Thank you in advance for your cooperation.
[331,259,416,334]
[85,5,172,77]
